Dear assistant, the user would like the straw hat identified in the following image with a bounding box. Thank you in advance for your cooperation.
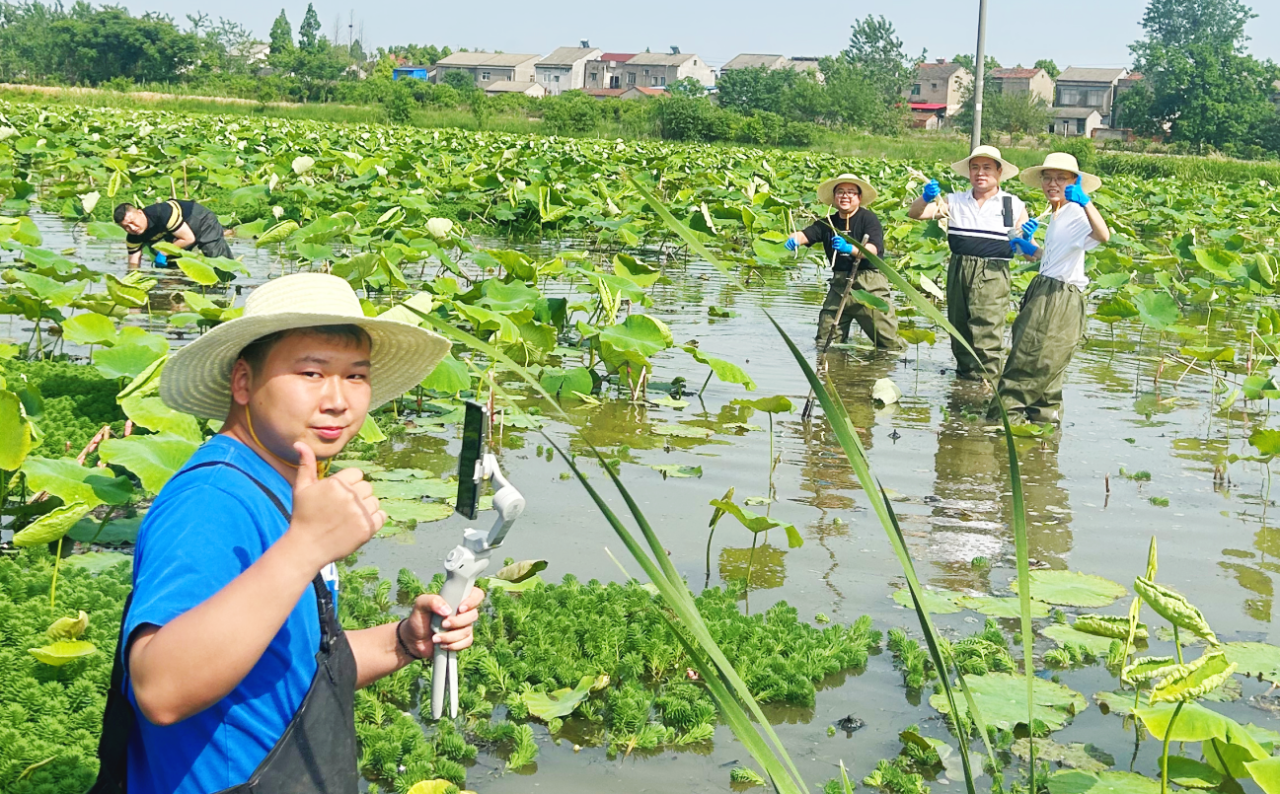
[950,145,1020,181]
[161,273,451,419]
[1019,152,1102,193]
[816,174,877,206]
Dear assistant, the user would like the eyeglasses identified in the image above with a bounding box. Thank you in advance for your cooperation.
[833,189,861,197]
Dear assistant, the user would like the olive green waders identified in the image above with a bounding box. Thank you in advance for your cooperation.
[946,253,1011,381]
[816,269,903,350]
[995,274,1086,423]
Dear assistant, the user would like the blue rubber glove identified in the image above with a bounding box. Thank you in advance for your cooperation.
[1021,218,1039,238]
[153,251,168,266]
[1010,236,1039,257]
[1064,174,1090,207]
[831,234,854,255]
[922,179,941,202]
[784,237,799,252]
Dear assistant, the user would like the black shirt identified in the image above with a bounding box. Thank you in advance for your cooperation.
[126,200,197,255]
[801,210,885,272]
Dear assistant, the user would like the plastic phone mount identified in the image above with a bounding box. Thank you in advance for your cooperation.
[430,452,524,720]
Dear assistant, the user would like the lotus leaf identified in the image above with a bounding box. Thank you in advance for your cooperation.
[93,340,167,380]
[519,674,607,720]
[1041,624,1119,657]
[733,395,792,414]
[99,434,199,494]
[707,498,802,548]
[65,551,133,574]
[373,478,455,500]
[891,588,962,614]
[540,366,593,400]
[61,313,118,346]
[1148,651,1236,703]
[104,273,150,308]
[12,501,94,547]
[1132,291,1179,332]
[492,560,548,583]
[28,640,97,666]
[1122,655,1178,684]
[598,314,673,372]
[649,464,702,478]
[418,353,471,395]
[404,781,453,794]
[956,596,1050,618]
[255,219,300,247]
[380,499,454,525]
[86,220,127,240]
[929,672,1087,731]
[872,378,902,405]
[1074,614,1147,640]
[1013,570,1127,608]
[1133,576,1217,643]
[47,611,89,641]
[68,516,142,544]
[651,423,713,438]
[898,327,936,346]
[682,346,756,391]
[120,395,202,442]
[1245,756,1280,794]
[1045,770,1159,794]
[1011,739,1113,773]
[0,389,33,470]
[21,457,134,507]
[1220,641,1280,682]
[1163,756,1224,789]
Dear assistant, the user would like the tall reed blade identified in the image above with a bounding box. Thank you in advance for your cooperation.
[626,174,733,275]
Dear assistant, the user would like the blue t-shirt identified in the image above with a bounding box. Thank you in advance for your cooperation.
[123,435,320,794]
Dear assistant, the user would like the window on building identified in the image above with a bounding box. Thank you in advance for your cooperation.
[553,75,560,82]
[590,72,597,82]
[911,84,920,96]
[1077,118,1086,135]
[481,71,490,81]
[1087,89,1106,106]
[643,69,650,76]
[627,72,636,84]
[931,82,938,90]
[1059,87,1081,105]
[1048,123,1056,134]
[660,76,666,86]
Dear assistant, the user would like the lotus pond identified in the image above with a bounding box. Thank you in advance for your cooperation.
[2,101,1280,794]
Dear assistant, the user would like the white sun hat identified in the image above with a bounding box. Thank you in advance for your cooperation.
[816,174,878,206]
[161,272,452,419]
[950,144,1020,181]
[1019,152,1103,193]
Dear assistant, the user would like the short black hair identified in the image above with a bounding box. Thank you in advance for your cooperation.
[113,203,136,224]
[237,324,373,373]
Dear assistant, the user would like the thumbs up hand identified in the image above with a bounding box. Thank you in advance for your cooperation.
[1064,174,1091,207]
[289,442,384,569]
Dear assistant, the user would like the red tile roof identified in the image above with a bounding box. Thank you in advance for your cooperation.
[631,86,667,95]
[910,102,948,111]
[584,88,626,97]
[992,67,1041,78]
[598,52,635,63]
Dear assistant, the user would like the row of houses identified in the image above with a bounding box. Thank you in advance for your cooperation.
[909,60,1146,138]
[392,44,824,99]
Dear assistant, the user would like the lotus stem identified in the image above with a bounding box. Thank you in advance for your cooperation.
[745,533,759,615]
[1160,701,1184,794]
[50,535,63,608]
[1173,625,1184,665]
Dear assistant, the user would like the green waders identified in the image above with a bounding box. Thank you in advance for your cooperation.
[816,268,903,350]
[995,274,1086,423]
[946,254,1011,381]
[187,203,233,259]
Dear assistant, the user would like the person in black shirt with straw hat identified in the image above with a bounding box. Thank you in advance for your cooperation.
[785,174,902,350]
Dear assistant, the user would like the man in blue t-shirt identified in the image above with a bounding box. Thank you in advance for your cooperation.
[99,273,481,794]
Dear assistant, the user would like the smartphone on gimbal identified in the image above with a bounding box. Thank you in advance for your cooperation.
[455,401,487,521]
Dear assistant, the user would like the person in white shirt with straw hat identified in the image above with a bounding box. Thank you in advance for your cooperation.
[994,152,1110,424]
[90,273,485,794]
[785,173,903,350]
[908,145,1030,383]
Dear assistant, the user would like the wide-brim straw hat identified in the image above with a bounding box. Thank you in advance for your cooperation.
[951,145,1020,181]
[816,174,877,206]
[1019,152,1103,193]
[161,273,452,419]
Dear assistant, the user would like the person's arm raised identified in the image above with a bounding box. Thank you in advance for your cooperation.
[129,445,385,725]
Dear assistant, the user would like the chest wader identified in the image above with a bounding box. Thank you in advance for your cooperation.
[945,195,1015,382]
[89,461,359,794]
[994,273,1086,424]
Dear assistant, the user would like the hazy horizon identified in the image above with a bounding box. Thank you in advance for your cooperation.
[119,0,1278,74]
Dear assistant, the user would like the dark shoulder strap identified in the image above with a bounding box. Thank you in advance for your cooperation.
[1003,195,1014,228]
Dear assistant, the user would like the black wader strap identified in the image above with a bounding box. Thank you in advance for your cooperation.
[89,459,331,794]
[1002,195,1013,229]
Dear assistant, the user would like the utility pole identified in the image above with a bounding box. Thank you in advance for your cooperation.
[970,0,989,149]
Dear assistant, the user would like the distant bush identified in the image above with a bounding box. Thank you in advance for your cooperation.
[1051,137,1097,172]
[541,91,602,135]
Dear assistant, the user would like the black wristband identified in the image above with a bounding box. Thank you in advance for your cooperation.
[396,618,425,661]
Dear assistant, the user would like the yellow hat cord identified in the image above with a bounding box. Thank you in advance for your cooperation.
[244,404,331,478]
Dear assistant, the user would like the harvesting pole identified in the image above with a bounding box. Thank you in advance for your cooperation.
[970,0,989,149]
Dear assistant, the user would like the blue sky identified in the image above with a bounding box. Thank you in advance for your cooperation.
[132,0,1278,71]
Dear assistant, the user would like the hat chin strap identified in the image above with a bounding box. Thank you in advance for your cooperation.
[244,403,331,478]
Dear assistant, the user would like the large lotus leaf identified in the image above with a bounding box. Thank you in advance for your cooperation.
[734,395,793,414]
[29,640,97,666]
[380,499,454,525]
[1164,757,1224,789]
[255,219,300,247]
[957,596,1051,619]
[93,340,167,380]
[477,279,541,314]
[892,588,962,614]
[10,270,86,306]
[598,314,673,372]
[683,346,756,391]
[898,326,936,346]
[1042,624,1118,657]
[99,433,199,494]
[86,221,127,240]
[1011,739,1113,773]
[61,313,119,346]
[540,366,593,399]
[650,464,703,479]
[104,274,150,309]
[372,478,455,500]
[1013,570,1127,608]
[1093,690,1138,716]
[420,353,471,394]
[22,457,133,507]
[1133,291,1179,332]
[120,394,202,442]
[929,672,1087,731]
[1149,651,1236,703]
[1246,756,1280,794]
[12,501,94,547]
[651,423,713,439]
[65,551,133,574]
[453,303,523,343]
[707,498,802,548]
[47,611,89,641]
[1250,427,1280,457]
[520,674,607,720]
[68,516,142,544]
[0,390,33,471]
[378,291,435,326]
[404,781,453,794]
[1135,700,1267,774]
[1045,770,1159,794]
[1221,641,1280,682]
[1133,577,1216,643]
